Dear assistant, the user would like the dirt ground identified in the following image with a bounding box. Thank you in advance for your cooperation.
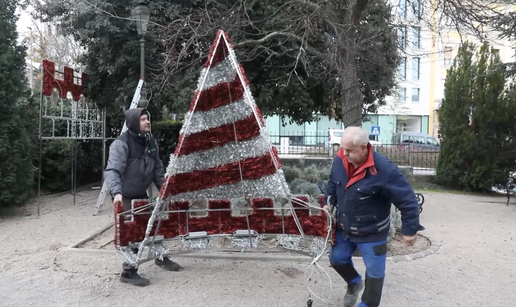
[1,188,515,307]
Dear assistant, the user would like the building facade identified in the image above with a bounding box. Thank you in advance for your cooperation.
[374,0,431,143]
[265,0,432,144]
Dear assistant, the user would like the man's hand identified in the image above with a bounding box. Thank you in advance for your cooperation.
[403,234,417,246]
[114,194,123,204]
[322,205,329,211]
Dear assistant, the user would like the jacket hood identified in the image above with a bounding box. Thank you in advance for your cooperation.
[124,108,149,134]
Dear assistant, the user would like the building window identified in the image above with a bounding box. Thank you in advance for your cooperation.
[444,46,453,67]
[411,0,421,19]
[412,88,420,102]
[412,27,421,49]
[492,48,500,58]
[398,57,407,79]
[412,57,420,81]
[398,26,407,49]
[399,0,407,19]
[398,88,407,102]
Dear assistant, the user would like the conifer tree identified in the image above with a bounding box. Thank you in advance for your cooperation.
[437,42,516,190]
[0,0,35,207]
[437,42,476,189]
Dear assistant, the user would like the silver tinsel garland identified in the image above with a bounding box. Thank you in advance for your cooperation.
[169,171,290,201]
[197,57,236,91]
[182,98,254,136]
[166,130,273,176]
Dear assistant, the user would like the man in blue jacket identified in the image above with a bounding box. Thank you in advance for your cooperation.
[324,127,422,307]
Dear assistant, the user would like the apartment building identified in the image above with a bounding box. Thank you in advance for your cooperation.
[430,30,516,139]
[366,0,431,143]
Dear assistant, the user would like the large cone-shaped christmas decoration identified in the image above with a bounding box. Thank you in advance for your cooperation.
[160,30,289,201]
[114,31,330,262]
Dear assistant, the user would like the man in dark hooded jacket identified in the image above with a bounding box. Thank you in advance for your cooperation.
[105,108,182,287]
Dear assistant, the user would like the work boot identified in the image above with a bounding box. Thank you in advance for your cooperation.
[155,257,183,271]
[361,276,385,307]
[344,279,364,307]
[120,269,150,287]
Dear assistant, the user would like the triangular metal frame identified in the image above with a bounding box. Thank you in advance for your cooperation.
[132,30,310,266]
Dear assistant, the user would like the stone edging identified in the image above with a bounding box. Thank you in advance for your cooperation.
[386,234,440,263]
[65,224,439,263]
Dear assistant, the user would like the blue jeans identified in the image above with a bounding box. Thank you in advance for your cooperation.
[329,229,387,307]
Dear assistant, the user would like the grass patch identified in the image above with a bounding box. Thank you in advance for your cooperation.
[406,175,491,196]
[408,175,504,197]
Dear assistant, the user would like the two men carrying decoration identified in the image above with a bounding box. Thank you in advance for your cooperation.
[105,108,423,307]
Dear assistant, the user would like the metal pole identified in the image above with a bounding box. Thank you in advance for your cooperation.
[72,101,77,205]
[101,108,106,182]
[139,37,147,108]
[29,27,34,97]
[37,64,44,218]
[71,141,74,202]
[140,38,145,81]
[140,35,152,198]
[74,140,77,204]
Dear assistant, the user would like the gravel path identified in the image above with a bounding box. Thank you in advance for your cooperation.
[0,189,515,307]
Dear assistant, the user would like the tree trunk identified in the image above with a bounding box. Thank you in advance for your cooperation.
[340,28,363,127]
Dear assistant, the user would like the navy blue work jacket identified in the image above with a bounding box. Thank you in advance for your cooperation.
[324,146,421,242]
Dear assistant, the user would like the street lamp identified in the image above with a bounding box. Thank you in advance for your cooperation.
[131,1,151,108]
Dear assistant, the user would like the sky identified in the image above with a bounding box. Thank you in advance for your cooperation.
[15,5,34,41]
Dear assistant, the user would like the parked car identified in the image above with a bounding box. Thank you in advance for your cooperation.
[327,129,344,156]
[392,132,440,151]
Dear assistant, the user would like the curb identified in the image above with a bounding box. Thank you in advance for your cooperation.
[30,182,102,202]
[386,234,440,263]
[66,221,114,249]
[65,225,439,263]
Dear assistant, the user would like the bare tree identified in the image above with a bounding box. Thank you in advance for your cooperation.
[23,14,85,83]
[150,0,391,127]
[20,6,85,102]
[28,0,514,125]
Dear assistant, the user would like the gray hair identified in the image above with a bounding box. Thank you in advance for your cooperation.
[342,126,369,146]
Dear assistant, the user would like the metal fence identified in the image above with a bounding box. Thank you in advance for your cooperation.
[268,132,438,172]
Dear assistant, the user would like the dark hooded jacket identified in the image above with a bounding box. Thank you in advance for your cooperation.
[104,108,165,198]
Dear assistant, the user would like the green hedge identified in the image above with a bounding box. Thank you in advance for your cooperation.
[152,120,183,166]
[36,120,183,193]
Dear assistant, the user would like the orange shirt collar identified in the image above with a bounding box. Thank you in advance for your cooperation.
[337,143,377,188]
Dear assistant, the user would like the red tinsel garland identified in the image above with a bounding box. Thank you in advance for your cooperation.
[115,196,329,248]
[165,153,278,196]
[176,115,261,156]
[204,31,230,68]
[42,59,86,101]
[190,76,246,112]
[269,146,282,169]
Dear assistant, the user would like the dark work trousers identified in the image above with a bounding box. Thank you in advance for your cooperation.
[329,229,388,307]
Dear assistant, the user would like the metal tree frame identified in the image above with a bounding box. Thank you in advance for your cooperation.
[38,60,106,216]
[114,30,333,272]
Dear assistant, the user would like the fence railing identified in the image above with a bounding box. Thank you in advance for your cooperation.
[268,132,438,171]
